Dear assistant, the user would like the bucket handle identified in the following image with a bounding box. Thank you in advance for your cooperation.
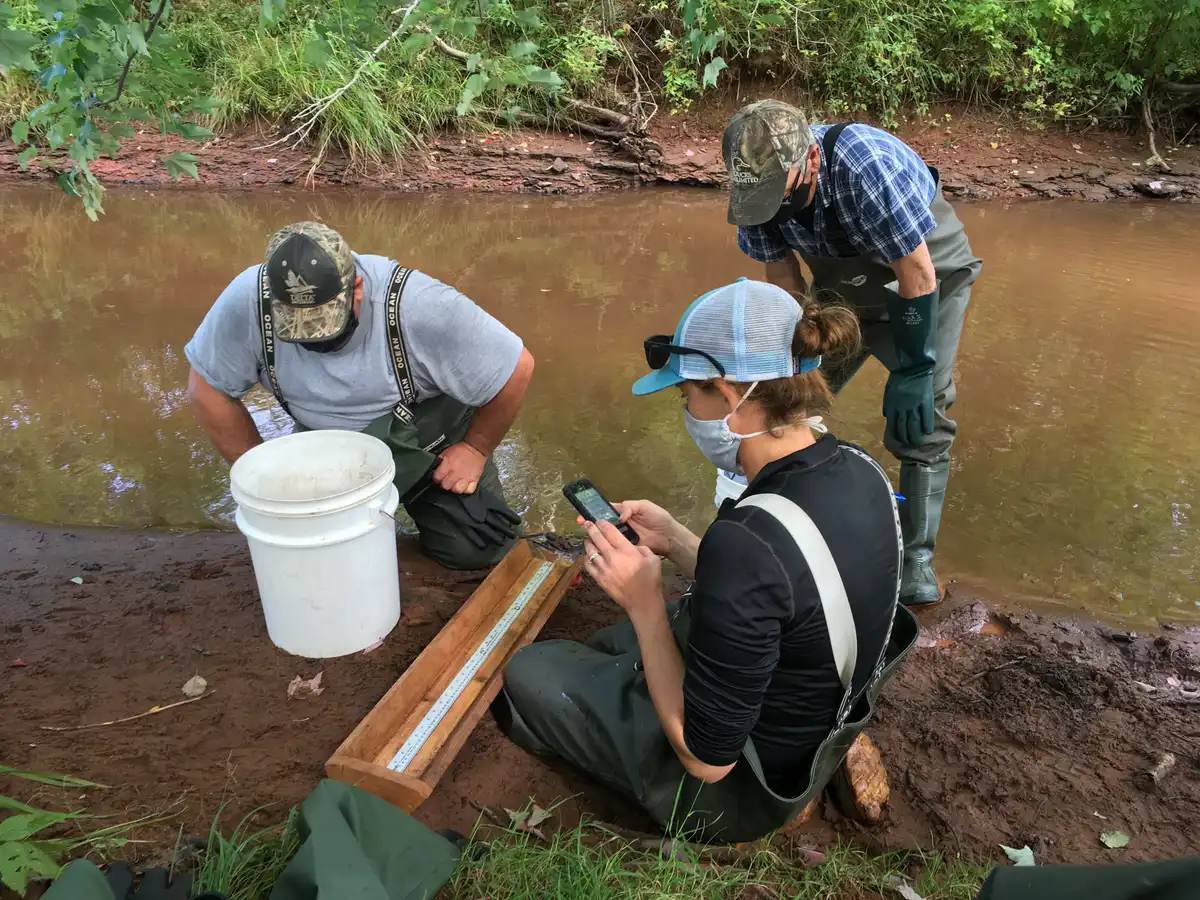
[369,485,401,527]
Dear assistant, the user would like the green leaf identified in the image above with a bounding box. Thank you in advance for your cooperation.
[1000,844,1036,866]
[165,150,199,180]
[124,20,146,55]
[259,0,284,25]
[10,118,28,145]
[507,40,536,59]
[303,34,331,67]
[760,13,786,25]
[16,146,38,169]
[36,0,76,18]
[0,766,104,788]
[0,839,65,894]
[0,811,75,843]
[37,62,69,88]
[78,3,126,26]
[123,107,156,121]
[522,65,562,89]
[702,56,727,88]
[0,795,42,814]
[185,97,223,114]
[447,16,477,38]
[455,71,487,116]
[0,27,38,70]
[465,52,480,73]
[172,121,213,140]
[1100,831,1130,849]
[514,7,541,29]
[398,32,433,55]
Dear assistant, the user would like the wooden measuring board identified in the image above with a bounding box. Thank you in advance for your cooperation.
[325,539,581,812]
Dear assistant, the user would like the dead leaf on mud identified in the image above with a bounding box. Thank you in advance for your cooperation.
[288,672,324,699]
[504,806,548,841]
[1101,831,1130,849]
[886,875,927,900]
[182,675,208,698]
[1001,844,1036,866]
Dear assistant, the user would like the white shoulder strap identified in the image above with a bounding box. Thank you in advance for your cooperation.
[736,493,858,693]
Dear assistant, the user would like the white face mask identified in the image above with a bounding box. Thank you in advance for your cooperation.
[684,382,828,476]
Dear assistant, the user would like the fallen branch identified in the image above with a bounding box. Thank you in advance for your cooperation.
[1142,89,1172,172]
[40,691,214,732]
[514,112,626,141]
[1163,82,1200,96]
[262,0,420,150]
[962,655,1028,685]
[566,99,630,128]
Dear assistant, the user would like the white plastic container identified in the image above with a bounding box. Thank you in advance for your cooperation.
[714,469,748,508]
[229,430,401,658]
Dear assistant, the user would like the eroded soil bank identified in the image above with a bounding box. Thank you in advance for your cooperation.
[2,518,1198,869]
[2,108,1199,202]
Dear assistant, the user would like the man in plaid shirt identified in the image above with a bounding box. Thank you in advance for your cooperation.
[722,100,983,608]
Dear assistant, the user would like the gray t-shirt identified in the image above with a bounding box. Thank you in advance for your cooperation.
[185,254,524,431]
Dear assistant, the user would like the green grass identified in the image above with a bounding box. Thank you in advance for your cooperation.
[452,818,990,900]
[190,805,301,900]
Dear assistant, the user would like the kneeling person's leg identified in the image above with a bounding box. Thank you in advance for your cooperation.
[407,459,518,570]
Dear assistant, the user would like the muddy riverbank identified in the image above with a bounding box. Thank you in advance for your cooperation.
[3,109,1199,202]
[2,517,1198,868]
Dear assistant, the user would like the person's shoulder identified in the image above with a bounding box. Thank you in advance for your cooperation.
[213,264,261,316]
[838,124,924,174]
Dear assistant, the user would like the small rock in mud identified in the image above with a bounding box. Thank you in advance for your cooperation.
[81,562,102,572]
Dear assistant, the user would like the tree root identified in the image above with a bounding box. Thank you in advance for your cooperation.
[1142,89,1172,172]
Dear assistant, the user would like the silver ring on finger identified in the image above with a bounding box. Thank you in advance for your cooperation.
[587,552,602,565]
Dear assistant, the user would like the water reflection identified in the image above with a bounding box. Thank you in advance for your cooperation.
[0,187,1196,624]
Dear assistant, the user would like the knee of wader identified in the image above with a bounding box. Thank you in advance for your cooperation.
[421,534,516,571]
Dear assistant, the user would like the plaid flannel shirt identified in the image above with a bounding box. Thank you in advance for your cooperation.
[737,124,936,265]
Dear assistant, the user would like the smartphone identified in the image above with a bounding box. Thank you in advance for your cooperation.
[562,478,639,545]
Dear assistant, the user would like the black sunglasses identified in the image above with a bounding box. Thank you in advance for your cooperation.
[643,335,726,377]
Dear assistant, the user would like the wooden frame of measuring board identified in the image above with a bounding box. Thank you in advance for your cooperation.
[325,539,581,812]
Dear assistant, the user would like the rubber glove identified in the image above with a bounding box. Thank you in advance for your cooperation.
[403,472,521,551]
[106,863,228,900]
[882,289,937,447]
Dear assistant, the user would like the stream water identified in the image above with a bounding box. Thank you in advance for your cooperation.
[0,186,1196,623]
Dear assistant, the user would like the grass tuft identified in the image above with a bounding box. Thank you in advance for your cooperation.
[452,817,990,900]
[190,805,301,900]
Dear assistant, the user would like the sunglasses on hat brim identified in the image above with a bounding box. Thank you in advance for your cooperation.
[643,335,727,378]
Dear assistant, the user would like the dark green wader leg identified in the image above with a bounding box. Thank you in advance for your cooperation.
[359,396,518,571]
[801,183,982,607]
[976,857,1200,900]
[494,602,919,843]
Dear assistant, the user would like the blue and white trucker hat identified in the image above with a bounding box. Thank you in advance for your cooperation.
[632,278,821,396]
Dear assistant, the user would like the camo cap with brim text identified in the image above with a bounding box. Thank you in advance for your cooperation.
[722,100,816,227]
[265,221,356,343]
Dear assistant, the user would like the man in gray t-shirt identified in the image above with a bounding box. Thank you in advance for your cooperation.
[185,221,534,570]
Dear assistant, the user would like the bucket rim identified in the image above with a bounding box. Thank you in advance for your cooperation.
[230,429,396,510]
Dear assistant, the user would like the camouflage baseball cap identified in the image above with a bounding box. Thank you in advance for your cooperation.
[722,100,815,227]
[264,222,356,343]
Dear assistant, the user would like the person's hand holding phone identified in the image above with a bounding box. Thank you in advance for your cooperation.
[610,500,679,558]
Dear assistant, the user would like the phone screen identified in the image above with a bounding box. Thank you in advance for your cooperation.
[574,486,620,524]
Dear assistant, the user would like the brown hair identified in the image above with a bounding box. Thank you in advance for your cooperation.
[723,299,861,429]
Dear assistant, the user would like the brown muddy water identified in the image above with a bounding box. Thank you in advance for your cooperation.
[0,187,1196,624]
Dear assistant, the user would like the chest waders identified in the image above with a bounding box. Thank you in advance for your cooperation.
[257,265,511,570]
[789,126,983,606]
[496,480,918,843]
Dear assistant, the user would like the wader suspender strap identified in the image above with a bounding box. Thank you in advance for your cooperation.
[736,492,860,725]
[256,263,418,424]
[818,123,856,257]
[384,264,418,424]
[256,264,291,418]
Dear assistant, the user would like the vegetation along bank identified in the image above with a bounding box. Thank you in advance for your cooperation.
[1,0,1199,209]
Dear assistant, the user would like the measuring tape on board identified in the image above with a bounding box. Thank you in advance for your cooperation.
[386,561,555,772]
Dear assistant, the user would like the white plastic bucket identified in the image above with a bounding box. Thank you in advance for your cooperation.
[714,469,748,508]
[229,430,401,658]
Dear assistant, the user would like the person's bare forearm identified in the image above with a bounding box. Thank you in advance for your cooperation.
[629,602,733,784]
[463,348,534,457]
[889,241,937,297]
[764,251,807,300]
[665,522,701,579]
[187,369,262,465]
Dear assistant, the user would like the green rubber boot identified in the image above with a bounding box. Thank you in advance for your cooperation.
[898,458,950,608]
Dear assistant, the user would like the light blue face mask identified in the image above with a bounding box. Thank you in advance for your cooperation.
[684,382,828,475]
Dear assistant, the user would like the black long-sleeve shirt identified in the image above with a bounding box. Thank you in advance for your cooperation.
[682,435,901,792]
